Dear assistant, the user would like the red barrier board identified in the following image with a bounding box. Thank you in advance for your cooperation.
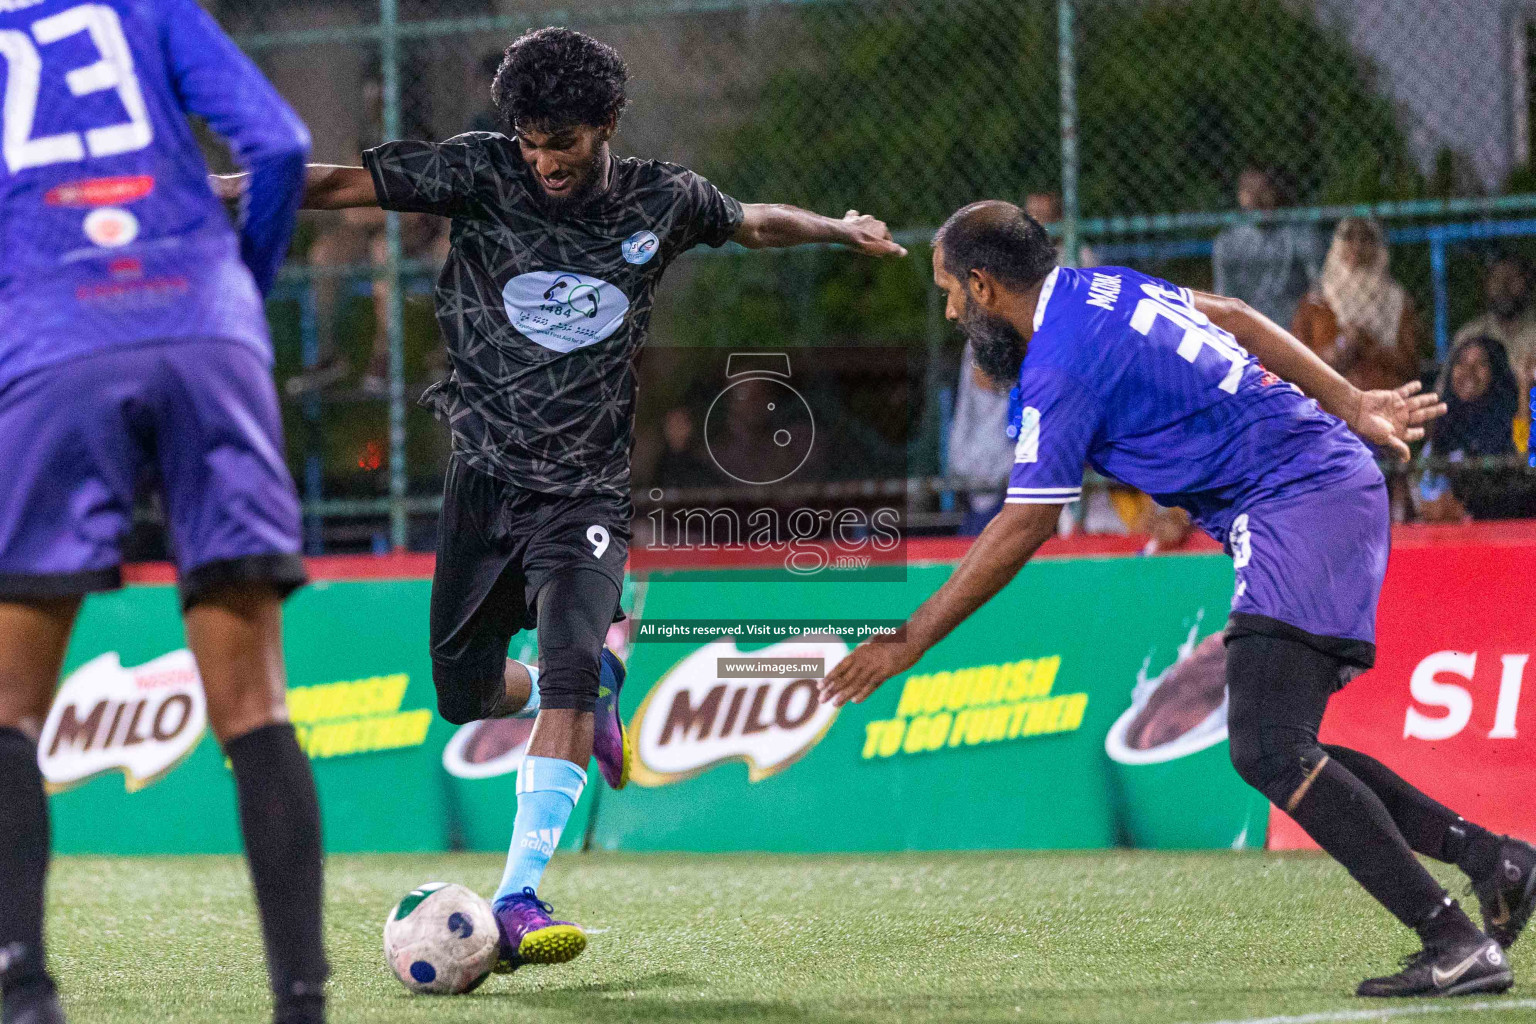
[1268,524,1536,849]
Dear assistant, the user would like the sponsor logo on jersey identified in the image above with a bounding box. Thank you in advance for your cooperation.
[1014,406,1040,463]
[82,206,139,248]
[442,717,535,779]
[45,175,154,208]
[287,673,432,760]
[502,270,631,353]
[860,653,1088,761]
[629,636,848,786]
[39,650,206,794]
[621,229,660,265]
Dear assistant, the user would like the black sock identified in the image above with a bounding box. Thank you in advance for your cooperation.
[0,728,53,1002]
[226,723,328,1021]
[1286,756,1452,931]
[1416,898,1485,950]
[1321,744,1497,867]
[1453,826,1506,884]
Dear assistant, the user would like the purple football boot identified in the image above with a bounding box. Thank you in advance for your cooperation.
[593,647,631,790]
[493,888,586,970]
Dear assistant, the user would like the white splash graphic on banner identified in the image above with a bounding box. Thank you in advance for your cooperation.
[38,650,206,793]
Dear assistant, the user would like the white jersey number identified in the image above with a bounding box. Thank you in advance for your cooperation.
[1,4,152,174]
[586,525,611,560]
[1129,283,1248,395]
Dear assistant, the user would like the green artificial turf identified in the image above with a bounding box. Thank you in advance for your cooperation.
[43,850,1536,1023]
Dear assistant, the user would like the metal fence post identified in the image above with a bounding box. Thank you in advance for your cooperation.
[1057,0,1080,269]
[380,0,408,550]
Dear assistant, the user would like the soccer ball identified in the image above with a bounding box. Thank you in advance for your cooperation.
[383,883,500,995]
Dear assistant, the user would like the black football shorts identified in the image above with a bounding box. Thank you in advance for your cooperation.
[429,456,629,703]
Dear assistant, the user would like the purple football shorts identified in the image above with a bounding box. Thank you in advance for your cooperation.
[0,339,305,607]
[1226,467,1389,668]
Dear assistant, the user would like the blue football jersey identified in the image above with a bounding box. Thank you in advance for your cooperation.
[0,0,309,388]
[1005,266,1379,541]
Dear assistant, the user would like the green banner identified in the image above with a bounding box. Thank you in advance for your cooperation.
[46,553,1262,856]
[599,553,1267,853]
[47,580,591,856]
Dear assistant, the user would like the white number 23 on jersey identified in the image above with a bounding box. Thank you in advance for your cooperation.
[0,4,153,174]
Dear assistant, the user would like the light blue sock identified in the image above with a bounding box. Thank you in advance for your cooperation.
[494,755,586,902]
[510,662,541,719]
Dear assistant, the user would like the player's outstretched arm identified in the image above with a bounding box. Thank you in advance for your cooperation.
[211,165,380,211]
[818,502,1059,707]
[1193,291,1446,461]
[733,205,908,257]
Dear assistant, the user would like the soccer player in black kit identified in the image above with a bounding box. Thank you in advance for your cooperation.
[220,27,906,969]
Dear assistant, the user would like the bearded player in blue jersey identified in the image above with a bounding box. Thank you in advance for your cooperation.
[0,2,324,1023]
[824,201,1536,999]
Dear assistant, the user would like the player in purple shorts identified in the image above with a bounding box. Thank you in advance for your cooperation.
[0,2,325,1022]
[823,201,1536,998]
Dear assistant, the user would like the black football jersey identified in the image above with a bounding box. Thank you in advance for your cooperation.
[364,132,743,497]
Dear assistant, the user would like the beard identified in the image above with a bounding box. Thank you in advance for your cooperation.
[962,302,1026,387]
[532,154,605,215]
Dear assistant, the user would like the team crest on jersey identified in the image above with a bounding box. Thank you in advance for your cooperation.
[502,270,631,353]
[1015,407,1041,463]
[621,229,660,265]
[82,207,139,249]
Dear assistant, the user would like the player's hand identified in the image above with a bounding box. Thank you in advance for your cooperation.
[819,636,922,706]
[1348,380,1446,462]
[208,174,243,202]
[841,210,908,259]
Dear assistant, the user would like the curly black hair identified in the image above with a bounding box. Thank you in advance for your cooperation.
[491,28,629,134]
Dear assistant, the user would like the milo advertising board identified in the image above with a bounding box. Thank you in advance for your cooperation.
[47,579,456,854]
[47,551,1261,856]
[595,551,1265,853]
[46,577,602,856]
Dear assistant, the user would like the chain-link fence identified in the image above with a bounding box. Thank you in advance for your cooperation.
[205,0,1536,548]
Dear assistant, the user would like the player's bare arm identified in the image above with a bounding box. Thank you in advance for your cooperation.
[211,164,378,210]
[819,501,1059,707]
[1193,291,1446,461]
[734,204,907,257]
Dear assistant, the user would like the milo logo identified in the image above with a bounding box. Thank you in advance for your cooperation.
[630,636,848,786]
[39,650,207,793]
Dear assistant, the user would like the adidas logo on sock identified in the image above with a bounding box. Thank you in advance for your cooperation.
[519,827,562,856]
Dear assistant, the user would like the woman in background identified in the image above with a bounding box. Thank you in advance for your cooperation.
[1415,335,1523,523]
[1292,217,1421,391]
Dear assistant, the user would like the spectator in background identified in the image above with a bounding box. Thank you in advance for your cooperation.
[1292,218,1420,392]
[1025,192,1096,268]
[1142,505,1195,555]
[1455,256,1536,394]
[1212,166,1323,328]
[1415,335,1521,523]
[652,407,715,490]
[289,62,449,396]
[947,348,1015,535]
[467,53,504,135]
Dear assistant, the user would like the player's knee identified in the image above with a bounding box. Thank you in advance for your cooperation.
[1228,729,1326,808]
[431,659,500,725]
